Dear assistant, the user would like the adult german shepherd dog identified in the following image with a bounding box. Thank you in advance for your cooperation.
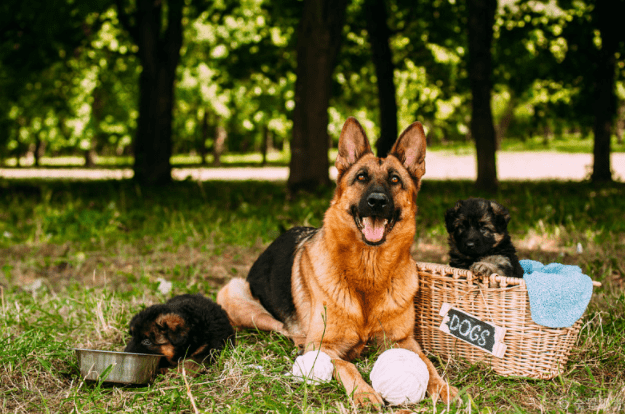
[217,117,457,407]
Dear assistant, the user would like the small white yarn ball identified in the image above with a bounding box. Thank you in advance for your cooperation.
[370,349,429,405]
[291,350,334,383]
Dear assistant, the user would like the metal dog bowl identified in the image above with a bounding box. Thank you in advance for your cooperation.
[75,348,162,384]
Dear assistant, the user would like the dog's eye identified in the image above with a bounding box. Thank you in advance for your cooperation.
[141,339,152,347]
[390,175,400,185]
[357,173,367,182]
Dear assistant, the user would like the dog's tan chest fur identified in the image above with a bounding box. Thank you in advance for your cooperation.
[288,225,420,358]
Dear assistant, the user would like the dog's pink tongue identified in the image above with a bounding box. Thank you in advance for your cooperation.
[362,217,385,243]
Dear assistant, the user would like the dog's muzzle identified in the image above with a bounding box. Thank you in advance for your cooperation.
[352,187,398,245]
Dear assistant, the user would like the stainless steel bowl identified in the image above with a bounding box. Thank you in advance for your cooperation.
[75,348,162,384]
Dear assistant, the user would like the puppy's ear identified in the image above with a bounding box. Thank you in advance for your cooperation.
[156,313,185,332]
[389,121,426,181]
[336,117,372,176]
[156,313,189,346]
[444,201,462,234]
[489,200,511,228]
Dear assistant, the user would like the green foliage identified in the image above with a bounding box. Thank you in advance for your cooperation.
[495,0,625,139]
[1,0,624,163]
[174,0,296,156]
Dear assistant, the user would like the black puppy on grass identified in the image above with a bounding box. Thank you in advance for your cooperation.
[125,294,234,373]
[445,197,524,279]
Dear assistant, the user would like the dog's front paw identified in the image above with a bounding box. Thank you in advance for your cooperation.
[470,261,496,278]
[430,381,458,404]
[352,388,384,410]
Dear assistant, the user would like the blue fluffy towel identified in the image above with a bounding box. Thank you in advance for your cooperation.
[521,260,593,328]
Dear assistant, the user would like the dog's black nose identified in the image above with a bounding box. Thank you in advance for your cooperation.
[367,192,388,209]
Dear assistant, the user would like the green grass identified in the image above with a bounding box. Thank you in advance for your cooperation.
[499,134,625,153]
[415,134,625,154]
[1,179,624,413]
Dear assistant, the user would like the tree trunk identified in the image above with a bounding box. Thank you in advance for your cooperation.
[495,95,515,149]
[116,0,184,186]
[261,124,272,166]
[616,104,624,145]
[288,0,348,192]
[467,0,498,192]
[200,109,209,165]
[365,0,398,158]
[34,134,44,167]
[213,122,227,167]
[84,148,97,167]
[591,0,618,183]
[542,124,551,147]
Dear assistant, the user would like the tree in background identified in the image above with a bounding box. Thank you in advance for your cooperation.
[115,0,187,186]
[386,0,468,146]
[589,0,625,182]
[467,0,498,192]
[365,0,397,157]
[2,0,623,191]
[288,0,349,192]
[0,0,111,163]
[496,0,625,183]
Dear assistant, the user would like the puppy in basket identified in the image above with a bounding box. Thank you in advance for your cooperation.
[445,198,523,280]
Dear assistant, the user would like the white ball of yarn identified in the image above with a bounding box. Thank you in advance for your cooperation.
[370,349,429,405]
[291,350,334,384]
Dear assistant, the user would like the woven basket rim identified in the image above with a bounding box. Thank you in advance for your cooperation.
[416,261,602,288]
[416,261,527,287]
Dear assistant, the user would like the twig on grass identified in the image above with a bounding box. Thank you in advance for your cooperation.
[182,363,200,414]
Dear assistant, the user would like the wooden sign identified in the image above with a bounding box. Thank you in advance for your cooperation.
[438,303,507,358]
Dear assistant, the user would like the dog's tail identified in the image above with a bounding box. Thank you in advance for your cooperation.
[217,278,287,335]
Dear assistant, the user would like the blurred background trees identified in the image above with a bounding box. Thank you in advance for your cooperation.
[1,0,623,189]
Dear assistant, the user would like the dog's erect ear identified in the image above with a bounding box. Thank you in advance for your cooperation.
[336,117,372,175]
[389,122,426,180]
[489,200,511,227]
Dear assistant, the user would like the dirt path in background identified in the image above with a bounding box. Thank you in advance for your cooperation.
[1,152,624,181]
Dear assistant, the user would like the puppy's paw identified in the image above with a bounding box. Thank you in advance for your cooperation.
[470,261,497,278]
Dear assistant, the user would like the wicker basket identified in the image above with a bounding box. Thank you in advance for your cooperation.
[414,262,596,380]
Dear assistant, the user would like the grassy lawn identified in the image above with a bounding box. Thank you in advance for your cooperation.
[1,179,624,413]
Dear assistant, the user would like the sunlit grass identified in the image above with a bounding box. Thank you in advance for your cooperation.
[1,179,624,412]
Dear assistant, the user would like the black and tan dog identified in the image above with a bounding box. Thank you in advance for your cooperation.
[217,117,457,407]
[125,294,234,372]
[445,197,523,279]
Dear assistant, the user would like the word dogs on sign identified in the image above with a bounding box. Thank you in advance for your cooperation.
[438,303,507,358]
